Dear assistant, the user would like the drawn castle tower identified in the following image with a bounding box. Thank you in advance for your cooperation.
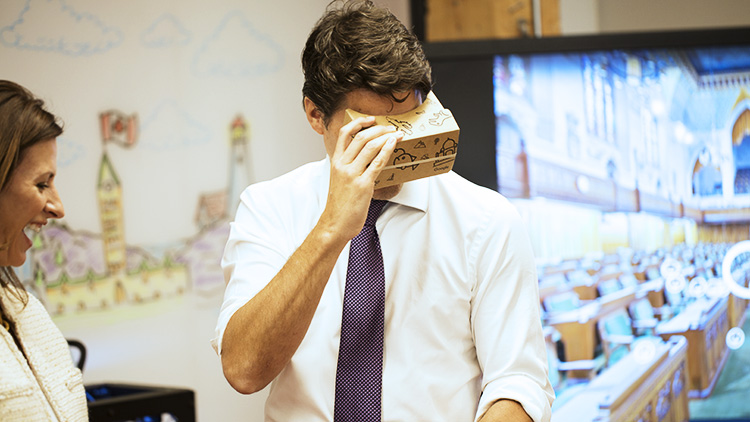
[228,116,251,211]
[97,153,126,275]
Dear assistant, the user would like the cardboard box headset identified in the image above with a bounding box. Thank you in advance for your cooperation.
[343,91,460,188]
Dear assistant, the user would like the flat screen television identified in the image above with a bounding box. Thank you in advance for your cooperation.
[424,27,750,194]
[424,27,750,421]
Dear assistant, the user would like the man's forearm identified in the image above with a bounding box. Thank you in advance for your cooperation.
[220,223,349,394]
[479,399,533,422]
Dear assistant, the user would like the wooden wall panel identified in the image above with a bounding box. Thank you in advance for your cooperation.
[539,0,561,35]
[527,156,616,209]
[615,185,639,213]
[703,208,750,225]
[698,224,750,244]
[425,0,535,41]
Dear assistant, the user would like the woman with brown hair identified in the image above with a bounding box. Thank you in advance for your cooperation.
[0,80,88,420]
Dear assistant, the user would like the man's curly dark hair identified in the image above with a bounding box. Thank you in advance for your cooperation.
[301,0,432,125]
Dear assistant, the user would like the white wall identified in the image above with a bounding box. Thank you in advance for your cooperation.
[598,0,750,33]
[559,0,599,34]
[559,0,750,35]
[379,0,411,27]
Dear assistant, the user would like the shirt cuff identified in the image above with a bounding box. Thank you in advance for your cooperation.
[212,297,248,357]
[210,336,220,355]
[475,374,554,422]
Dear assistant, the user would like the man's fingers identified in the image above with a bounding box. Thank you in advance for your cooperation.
[360,131,402,179]
[341,124,396,164]
[371,134,398,170]
[343,126,392,162]
[334,116,376,158]
[330,116,402,188]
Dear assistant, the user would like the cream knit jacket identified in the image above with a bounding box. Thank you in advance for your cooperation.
[0,287,88,421]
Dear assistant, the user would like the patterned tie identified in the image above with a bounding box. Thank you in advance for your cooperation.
[334,199,388,422]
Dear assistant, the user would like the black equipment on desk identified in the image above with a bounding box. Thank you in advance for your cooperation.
[86,383,195,422]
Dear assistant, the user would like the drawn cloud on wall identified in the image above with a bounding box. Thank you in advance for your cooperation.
[140,100,211,150]
[0,0,122,55]
[192,11,284,78]
[141,14,191,48]
[57,137,86,167]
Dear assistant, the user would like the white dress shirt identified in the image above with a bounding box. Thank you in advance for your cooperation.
[213,158,554,422]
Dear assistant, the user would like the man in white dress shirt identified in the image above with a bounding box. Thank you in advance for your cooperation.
[213,1,554,421]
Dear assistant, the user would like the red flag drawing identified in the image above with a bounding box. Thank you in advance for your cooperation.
[100,110,138,148]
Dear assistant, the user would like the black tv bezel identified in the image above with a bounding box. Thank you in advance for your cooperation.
[422,26,750,192]
[425,26,750,59]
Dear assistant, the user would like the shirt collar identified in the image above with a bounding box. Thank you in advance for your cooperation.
[388,176,429,214]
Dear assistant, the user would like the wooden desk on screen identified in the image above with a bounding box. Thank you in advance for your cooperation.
[545,281,662,378]
[727,293,748,328]
[656,296,730,398]
[545,288,636,378]
[727,269,749,328]
[645,278,666,309]
[552,337,689,422]
[568,268,625,301]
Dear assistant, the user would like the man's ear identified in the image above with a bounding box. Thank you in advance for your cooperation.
[304,97,325,135]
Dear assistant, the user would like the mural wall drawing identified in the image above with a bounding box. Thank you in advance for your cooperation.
[28,114,251,316]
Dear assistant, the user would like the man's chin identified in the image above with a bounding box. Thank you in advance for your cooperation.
[373,184,402,200]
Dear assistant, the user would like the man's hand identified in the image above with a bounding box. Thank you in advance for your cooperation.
[320,115,402,242]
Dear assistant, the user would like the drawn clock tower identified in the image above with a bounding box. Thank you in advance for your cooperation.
[96,110,136,276]
[227,115,252,212]
[97,153,126,275]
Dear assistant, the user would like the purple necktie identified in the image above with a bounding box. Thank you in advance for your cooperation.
[334,199,387,422]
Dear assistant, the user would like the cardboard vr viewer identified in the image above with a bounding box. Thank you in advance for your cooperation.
[343,91,460,188]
